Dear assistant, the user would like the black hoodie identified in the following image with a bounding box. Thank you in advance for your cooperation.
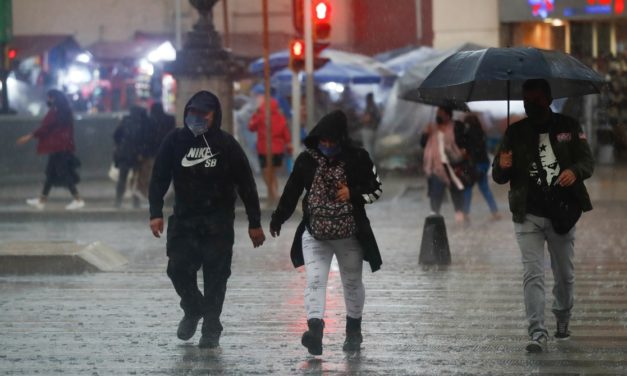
[149,91,261,229]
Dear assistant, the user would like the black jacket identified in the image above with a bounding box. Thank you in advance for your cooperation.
[146,104,176,158]
[270,110,383,272]
[492,112,594,223]
[113,106,149,167]
[149,91,261,229]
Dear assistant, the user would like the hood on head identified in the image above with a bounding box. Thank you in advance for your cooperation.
[184,90,222,130]
[304,110,350,149]
[129,105,147,119]
[150,102,165,117]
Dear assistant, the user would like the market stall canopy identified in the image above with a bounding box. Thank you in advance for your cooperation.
[249,48,396,82]
[87,39,168,63]
[8,35,82,60]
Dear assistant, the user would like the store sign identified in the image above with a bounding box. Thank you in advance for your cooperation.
[564,0,625,16]
[504,0,625,21]
[528,0,555,18]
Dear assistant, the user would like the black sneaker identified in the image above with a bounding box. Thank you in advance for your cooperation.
[198,333,220,348]
[526,331,548,353]
[177,314,202,340]
[554,321,571,340]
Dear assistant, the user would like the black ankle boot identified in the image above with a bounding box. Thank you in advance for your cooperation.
[177,314,202,340]
[301,318,324,355]
[342,316,363,352]
[199,316,222,349]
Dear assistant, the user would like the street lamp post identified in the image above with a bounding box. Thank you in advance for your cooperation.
[166,0,234,133]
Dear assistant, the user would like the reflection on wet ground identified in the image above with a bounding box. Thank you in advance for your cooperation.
[1,169,627,374]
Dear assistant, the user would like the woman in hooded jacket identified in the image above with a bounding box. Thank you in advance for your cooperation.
[16,89,84,210]
[270,110,383,355]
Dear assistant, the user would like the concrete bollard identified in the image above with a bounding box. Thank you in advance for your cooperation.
[419,214,451,266]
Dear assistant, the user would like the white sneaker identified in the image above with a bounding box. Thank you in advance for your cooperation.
[65,199,85,210]
[26,198,45,210]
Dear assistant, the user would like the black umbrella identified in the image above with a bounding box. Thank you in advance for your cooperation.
[405,47,606,124]
[405,94,470,112]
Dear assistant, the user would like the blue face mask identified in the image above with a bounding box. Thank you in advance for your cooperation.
[185,113,209,137]
[319,144,341,157]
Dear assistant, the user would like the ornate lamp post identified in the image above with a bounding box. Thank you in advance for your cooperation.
[167,0,233,132]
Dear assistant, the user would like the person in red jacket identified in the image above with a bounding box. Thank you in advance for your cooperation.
[16,89,85,210]
[248,97,291,202]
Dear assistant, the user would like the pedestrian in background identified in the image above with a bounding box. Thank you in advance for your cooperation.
[359,92,380,158]
[492,79,594,353]
[17,89,85,210]
[460,113,501,221]
[248,97,292,203]
[270,110,383,355]
[135,102,176,200]
[149,90,265,349]
[113,105,149,208]
[421,106,466,223]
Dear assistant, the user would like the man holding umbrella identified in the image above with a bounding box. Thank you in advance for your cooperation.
[492,79,594,353]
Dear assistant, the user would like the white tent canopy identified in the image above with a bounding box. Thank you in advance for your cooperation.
[375,43,526,170]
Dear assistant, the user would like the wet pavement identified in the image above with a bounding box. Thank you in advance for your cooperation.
[1,166,627,375]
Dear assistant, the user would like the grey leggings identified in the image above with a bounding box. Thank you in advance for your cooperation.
[302,230,365,320]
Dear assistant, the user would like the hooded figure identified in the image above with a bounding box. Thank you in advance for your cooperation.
[148,90,265,349]
[270,109,383,355]
[247,97,291,202]
[17,89,84,211]
[113,105,152,208]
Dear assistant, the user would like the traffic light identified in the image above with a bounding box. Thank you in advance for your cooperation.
[3,46,16,70]
[292,0,331,40]
[289,39,305,72]
[289,39,330,72]
[312,0,331,40]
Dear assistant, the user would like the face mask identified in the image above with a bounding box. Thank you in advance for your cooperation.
[524,102,547,121]
[185,113,209,136]
[319,144,341,157]
[435,116,445,125]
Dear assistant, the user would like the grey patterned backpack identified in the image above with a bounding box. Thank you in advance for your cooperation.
[305,149,357,240]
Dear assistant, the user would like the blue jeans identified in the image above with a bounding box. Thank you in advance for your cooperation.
[428,174,464,214]
[463,162,498,215]
[514,214,575,337]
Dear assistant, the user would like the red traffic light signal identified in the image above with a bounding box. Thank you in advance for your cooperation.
[292,0,331,39]
[288,39,330,72]
[3,46,17,70]
[313,0,331,40]
[289,39,305,72]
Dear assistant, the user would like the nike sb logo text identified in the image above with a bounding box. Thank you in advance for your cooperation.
[181,147,220,168]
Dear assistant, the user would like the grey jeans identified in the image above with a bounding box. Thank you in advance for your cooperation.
[302,230,365,320]
[514,214,575,336]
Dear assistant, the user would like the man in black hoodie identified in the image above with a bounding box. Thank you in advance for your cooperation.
[149,90,265,349]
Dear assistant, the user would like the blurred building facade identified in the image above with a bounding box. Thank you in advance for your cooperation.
[500,0,627,58]
[14,1,626,61]
[11,0,413,57]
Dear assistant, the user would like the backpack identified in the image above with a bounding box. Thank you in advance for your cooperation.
[305,150,357,240]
